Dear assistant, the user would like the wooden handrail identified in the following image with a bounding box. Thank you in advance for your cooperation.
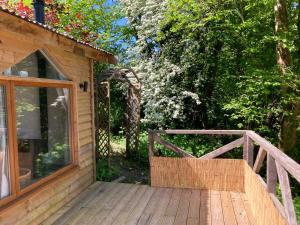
[148,129,300,225]
[152,129,248,135]
[246,131,300,183]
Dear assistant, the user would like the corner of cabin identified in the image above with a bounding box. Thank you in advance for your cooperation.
[0,9,116,225]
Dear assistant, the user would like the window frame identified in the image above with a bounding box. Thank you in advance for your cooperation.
[0,76,78,207]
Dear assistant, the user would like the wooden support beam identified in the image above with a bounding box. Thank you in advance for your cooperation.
[153,130,247,135]
[253,147,267,173]
[267,154,277,194]
[276,162,297,225]
[200,137,244,159]
[246,131,300,183]
[243,134,254,167]
[153,134,195,158]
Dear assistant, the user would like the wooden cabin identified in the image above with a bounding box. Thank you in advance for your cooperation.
[1,5,300,225]
[0,6,116,225]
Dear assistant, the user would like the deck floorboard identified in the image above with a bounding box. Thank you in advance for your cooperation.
[43,182,256,225]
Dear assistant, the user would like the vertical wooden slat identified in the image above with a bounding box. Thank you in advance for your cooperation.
[276,162,297,225]
[5,80,18,201]
[243,134,254,167]
[71,82,79,165]
[267,154,277,194]
[89,59,96,181]
[253,147,267,173]
[148,130,154,157]
[9,81,21,196]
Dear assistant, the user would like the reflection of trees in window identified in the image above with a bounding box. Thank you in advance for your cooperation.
[16,86,71,186]
[2,50,72,189]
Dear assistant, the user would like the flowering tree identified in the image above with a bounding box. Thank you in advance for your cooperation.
[121,0,204,127]
[0,0,127,53]
[122,0,300,157]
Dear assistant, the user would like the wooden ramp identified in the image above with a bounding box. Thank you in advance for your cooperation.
[42,182,255,225]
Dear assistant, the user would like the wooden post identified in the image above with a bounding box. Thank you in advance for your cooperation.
[148,129,154,186]
[267,154,277,194]
[253,147,267,173]
[276,162,297,225]
[90,59,96,182]
[243,134,254,167]
[148,130,154,158]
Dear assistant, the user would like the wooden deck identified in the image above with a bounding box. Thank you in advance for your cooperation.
[43,182,256,225]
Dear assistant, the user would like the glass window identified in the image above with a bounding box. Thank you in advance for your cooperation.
[0,86,11,199]
[16,86,71,189]
[2,51,68,81]
[0,50,75,202]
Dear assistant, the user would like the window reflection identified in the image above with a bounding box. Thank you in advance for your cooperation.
[16,86,71,189]
[2,51,68,81]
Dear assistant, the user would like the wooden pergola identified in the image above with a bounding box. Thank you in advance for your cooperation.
[95,68,141,161]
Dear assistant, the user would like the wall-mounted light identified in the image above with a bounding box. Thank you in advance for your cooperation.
[79,81,88,92]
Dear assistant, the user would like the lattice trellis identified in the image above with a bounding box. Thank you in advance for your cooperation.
[95,81,110,160]
[126,85,141,158]
[95,68,141,161]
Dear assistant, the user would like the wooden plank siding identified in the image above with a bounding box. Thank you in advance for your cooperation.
[0,23,101,224]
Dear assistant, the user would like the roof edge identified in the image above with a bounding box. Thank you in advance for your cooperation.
[0,6,117,65]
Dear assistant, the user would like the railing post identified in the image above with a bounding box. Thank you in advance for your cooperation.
[253,147,267,173]
[276,162,297,225]
[267,154,277,194]
[148,129,154,157]
[243,133,254,167]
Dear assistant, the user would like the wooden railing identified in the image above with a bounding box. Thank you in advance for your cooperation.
[148,129,300,225]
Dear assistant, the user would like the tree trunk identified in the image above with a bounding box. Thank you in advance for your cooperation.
[275,0,291,72]
[276,0,300,152]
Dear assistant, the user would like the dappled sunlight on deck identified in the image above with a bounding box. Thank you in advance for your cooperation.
[42,182,255,225]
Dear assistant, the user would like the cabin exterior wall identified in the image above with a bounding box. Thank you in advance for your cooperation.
[0,16,98,224]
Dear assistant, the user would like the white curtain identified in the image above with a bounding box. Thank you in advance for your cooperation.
[0,87,9,199]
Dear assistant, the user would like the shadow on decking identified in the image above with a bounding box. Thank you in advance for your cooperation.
[42,182,255,225]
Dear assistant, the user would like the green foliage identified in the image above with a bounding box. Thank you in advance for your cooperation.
[35,143,69,177]
[96,159,120,182]
[294,196,300,224]
[54,0,131,55]
[137,132,150,166]
[110,81,127,135]
[224,68,300,143]
[121,2,300,217]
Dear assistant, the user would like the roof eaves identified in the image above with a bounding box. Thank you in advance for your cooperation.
[0,5,116,63]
